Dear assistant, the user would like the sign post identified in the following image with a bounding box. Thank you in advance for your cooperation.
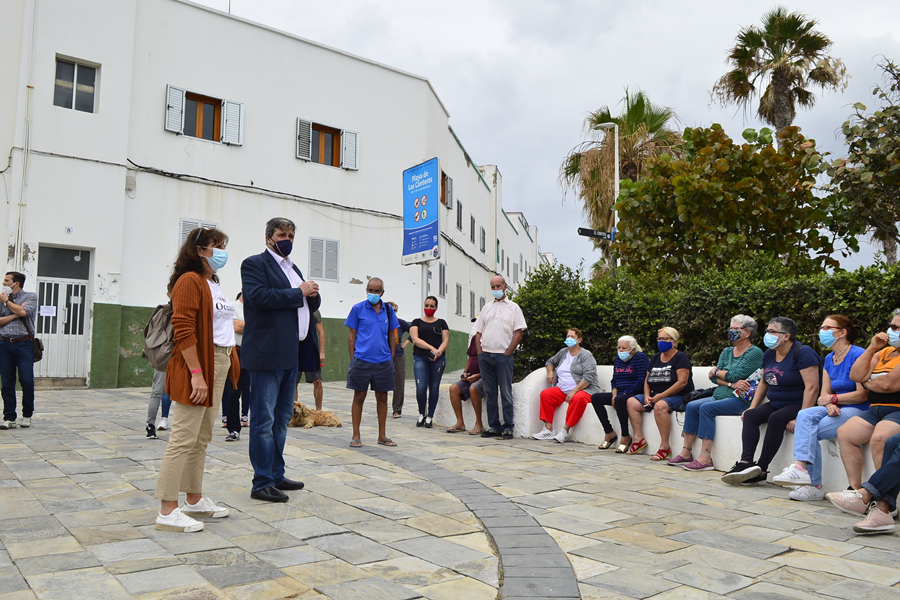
[577,227,615,241]
[402,158,441,307]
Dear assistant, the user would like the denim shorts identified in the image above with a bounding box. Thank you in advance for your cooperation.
[857,404,900,426]
[635,393,684,412]
[298,370,322,384]
[454,378,483,400]
[346,356,394,392]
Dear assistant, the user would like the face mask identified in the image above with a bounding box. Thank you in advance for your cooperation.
[564,337,577,348]
[764,333,781,349]
[617,351,632,362]
[367,293,381,305]
[657,341,673,353]
[424,308,436,317]
[818,329,836,348]
[271,238,293,257]
[727,329,742,343]
[491,289,504,300]
[205,249,228,271]
[889,328,900,348]
[0,286,11,296]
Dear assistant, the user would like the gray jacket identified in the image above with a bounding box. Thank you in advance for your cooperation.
[546,347,601,395]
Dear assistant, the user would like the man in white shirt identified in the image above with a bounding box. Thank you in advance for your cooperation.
[474,275,527,439]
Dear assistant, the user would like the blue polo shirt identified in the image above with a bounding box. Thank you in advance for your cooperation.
[345,300,399,363]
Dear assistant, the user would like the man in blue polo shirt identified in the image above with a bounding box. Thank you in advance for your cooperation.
[345,277,399,448]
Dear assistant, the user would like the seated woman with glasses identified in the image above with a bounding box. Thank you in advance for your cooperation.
[623,327,693,459]
[828,309,900,515]
[722,317,821,485]
[771,315,867,501]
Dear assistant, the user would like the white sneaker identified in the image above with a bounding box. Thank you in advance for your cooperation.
[553,429,568,443]
[157,418,170,430]
[0,420,17,430]
[773,464,812,487]
[789,485,825,501]
[532,428,555,440]
[155,507,204,532]
[19,417,31,428]
[182,496,229,519]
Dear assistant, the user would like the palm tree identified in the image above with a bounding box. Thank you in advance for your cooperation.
[712,6,848,137]
[560,88,682,267]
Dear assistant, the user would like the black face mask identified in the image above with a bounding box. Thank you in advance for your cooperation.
[270,238,293,257]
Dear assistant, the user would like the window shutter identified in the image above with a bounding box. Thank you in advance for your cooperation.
[438,263,447,298]
[480,227,486,253]
[456,284,462,315]
[296,118,312,160]
[309,237,325,278]
[165,85,185,134]
[179,218,218,249]
[457,201,463,230]
[445,176,453,209]
[470,291,475,319]
[470,216,476,244]
[514,263,519,283]
[222,100,244,145]
[341,130,359,170]
[479,297,486,311]
[324,240,339,281]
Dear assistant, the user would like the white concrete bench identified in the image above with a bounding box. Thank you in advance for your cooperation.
[433,365,875,491]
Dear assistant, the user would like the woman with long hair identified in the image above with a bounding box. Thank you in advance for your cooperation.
[409,295,449,428]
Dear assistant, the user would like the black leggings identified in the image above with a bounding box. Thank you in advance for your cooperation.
[591,393,633,437]
[740,402,802,470]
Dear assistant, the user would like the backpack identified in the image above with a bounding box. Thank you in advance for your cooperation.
[142,302,174,371]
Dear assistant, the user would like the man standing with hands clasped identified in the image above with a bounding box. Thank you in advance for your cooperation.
[241,218,321,502]
[475,275,526,439]
[0,272,37,430]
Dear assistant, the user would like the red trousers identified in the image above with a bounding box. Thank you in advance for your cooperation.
[539,386,592,427]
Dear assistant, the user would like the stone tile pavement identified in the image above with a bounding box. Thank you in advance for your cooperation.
[0,375,899,599]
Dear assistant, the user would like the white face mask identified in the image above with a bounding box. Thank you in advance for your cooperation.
[1,286,12,295]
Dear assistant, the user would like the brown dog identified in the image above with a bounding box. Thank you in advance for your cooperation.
[289,401,342,428]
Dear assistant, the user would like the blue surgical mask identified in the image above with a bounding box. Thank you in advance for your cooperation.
[727,329,742,343]
[564,337,577,348]
[205,249,228,271]
[271,238,293,257]
[367,293,382,305]
[764,333,781,349]
[818,329,836,348]
[657,341,673,353]
[491,289,504,300]
[888,328,900,348]
[617,351,632,362]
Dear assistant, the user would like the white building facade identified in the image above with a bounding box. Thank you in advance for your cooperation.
[0,0,544,387]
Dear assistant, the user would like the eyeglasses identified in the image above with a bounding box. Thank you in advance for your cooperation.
[820,325,843,331]
[765,329,785,336]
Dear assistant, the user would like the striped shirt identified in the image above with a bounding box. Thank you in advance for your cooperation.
[0,290,38,338]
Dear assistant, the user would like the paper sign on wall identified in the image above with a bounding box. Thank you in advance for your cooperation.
[39,306,56,317]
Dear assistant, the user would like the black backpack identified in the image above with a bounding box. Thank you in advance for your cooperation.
[142,302,174,371]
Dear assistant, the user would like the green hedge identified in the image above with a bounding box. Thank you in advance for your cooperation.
[513,256,900,380]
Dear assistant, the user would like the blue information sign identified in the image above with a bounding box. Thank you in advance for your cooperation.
[401,157,441,265]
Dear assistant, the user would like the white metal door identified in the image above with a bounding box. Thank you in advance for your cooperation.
[35,279,89,378]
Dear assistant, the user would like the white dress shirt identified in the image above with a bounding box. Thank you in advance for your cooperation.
[267,248,310,341]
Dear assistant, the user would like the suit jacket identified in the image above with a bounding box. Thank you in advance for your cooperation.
[240,250,322,371]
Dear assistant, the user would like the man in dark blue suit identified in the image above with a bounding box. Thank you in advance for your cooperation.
[241,217,321,502]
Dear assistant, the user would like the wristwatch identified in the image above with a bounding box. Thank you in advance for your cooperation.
[831,394,839,405]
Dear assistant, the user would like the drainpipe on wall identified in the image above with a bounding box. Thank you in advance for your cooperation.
[14,0,38,272]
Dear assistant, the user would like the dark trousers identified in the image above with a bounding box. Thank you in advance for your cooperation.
[0,339,34,422]
[392,354,405,414]
[224,346,249,434]
[740,402,802,470]
[591,393,632,436]
[863,432,900,512]
[478,352,514,432]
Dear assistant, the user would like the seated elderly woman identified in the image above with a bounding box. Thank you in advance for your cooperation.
[669,314,764,471]
[624,327,694,459]
[532,328,601,443]
[590,336,649,451]
[722,317,821,485]
[771,314,867,501]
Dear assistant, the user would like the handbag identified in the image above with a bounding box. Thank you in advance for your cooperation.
[23,314,43,363]
[677,387,714,412]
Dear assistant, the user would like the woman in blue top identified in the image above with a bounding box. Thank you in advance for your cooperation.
[590,336,649,451]
[772,315,868,500]
[723,317,821,485]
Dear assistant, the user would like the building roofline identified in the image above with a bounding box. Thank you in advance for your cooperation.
[448,126,491,192]
[173,0,450,117]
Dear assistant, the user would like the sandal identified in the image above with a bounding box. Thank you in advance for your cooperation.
[393,412,401,419]
[468,427,484,435]
[615,436,632,454]
[378,438,397,447]
[350,439,362,448]
[599,434,618,450]
[446,426,466,433]
[650,448,672,461]
[626,438,648,455]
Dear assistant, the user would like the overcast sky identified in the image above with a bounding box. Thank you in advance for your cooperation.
[194,0,900,272]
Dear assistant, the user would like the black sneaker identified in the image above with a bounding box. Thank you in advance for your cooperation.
[740,472,769,486]
[501,429,513,439]
[481,429,501,438]
[146,424,158,439]
[721,461,761,485]
[416,415,425,427]
[225,431,240,442]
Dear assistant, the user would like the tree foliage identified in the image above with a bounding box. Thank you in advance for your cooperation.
[613,124,837,275]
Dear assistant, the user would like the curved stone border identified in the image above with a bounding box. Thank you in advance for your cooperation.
[297,430,581,599]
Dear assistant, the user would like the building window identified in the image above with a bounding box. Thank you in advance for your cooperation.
[165,85,243,145]
[470,216,476,244]
[438,263,447,298]
[442,172,454,208]
[54,59,96,113]
[455,284,463,316]
[480,227,486,253]
[296,119,358,170]
[470,291,476,320]
[514,263,519,283]
[479,296,486,312]
[457,201,464,231]
[179,218,219,250]
[501,249,505,270]
[507,257,510,275]
[520,253,524,271]
[309,238,339,282]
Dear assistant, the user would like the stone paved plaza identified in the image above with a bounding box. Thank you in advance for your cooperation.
[1,376,900,599]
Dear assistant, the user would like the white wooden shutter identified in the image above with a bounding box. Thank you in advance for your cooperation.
[222,100,243,145]
[324,240,339,281]
[438,263,447,298]
[456,201,464,230]
[445,176,453,209]
[296,118,312,160]
[309,237,325,278]
[341,130,359,170]
[179,218,218,249]
[165,85,185,134]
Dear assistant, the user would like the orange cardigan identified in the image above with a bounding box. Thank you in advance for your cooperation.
[165,271,240,407]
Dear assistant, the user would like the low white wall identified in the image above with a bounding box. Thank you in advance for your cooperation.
[432,365,875,491]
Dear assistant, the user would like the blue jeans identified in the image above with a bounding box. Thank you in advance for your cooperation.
[863,432,900,512]
[248,364,298,491]
[793,405,867,486]
[478,352,514,432]
[0,339,34,422]
[683,396,748,440]
[414,355,446,418]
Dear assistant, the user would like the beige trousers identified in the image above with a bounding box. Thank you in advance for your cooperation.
[155,347,231,501]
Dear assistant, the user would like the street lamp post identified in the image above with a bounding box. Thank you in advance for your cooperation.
[593,122,619,269]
